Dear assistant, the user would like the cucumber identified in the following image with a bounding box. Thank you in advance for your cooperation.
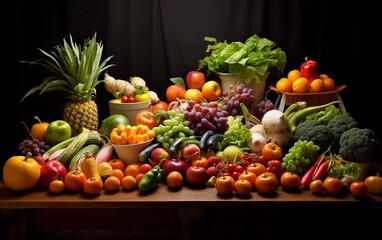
[137,142,161,163]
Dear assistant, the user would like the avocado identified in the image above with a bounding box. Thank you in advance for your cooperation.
[99,114,130,137]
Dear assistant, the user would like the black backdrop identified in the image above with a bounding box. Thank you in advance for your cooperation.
[2,0,381,176]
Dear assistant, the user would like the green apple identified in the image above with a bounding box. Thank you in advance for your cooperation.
[45,120,72,146]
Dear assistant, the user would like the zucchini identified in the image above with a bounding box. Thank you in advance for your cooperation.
[69,144,100,171]
[138,142,161,163]
[57,128,90,166]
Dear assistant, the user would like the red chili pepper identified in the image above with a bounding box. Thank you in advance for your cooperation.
[300,155,324,188]
[312,161,330,181]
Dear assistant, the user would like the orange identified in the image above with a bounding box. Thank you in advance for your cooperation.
[319,74,329,79]
[104,176,121,192]
[135,173,144,185]
[310,78,325,92]
[121,175,137,191]
[109,169,125,182]
[49,179,65,194]
[167,171,183,188]
[287,69,301,83]
[184,89,204,101]
[124,163,141,178]
[83,177,104,195]
[276,77,292,92]
[292,77,310,93]
[323,77,335,91]
[152,101,169,112]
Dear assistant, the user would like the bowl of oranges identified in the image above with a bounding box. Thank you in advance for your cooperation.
[271,69,346,106]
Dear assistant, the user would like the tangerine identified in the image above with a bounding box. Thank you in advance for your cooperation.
[287,69,301,83]
[292,77,310,93]
[323,77,335,91]
[167,171,183,188]
[109,169,125,182]
[310,78,325,92]
[104,176,121,192]
[121,175,137,191]
[276,77,292,92]
[124,163,141,178]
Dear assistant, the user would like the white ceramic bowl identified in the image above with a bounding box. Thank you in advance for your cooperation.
[110,139,153,165]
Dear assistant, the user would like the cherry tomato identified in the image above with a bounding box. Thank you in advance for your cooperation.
[255,172,278,195]
[323,177,343,196]
[309,179,324,194]
[234,179,252,196]
[215,175,235,195]
[280,171,301,190]
[135,110,157,129]
[121,95,135,103]
[139,163,153,174]
[350,181,368,198]
[364,175,382,194]
[261,143,282,161]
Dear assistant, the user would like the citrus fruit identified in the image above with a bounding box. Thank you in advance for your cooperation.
[167,171,183,188]
[124,163,141,178]
[121,175,137,191]
[104,176,121,192]
[292,77,310,93]
[287,69,301,83]
[323,77,335,91]
[109,169,125,182]
[310,78,325,92]
[276,77,292,92]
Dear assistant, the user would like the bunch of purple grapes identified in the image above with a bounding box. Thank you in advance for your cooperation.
[253,99,275,119]
[221,83,256,117]
[183,100,230,135]
[18,138,50,156]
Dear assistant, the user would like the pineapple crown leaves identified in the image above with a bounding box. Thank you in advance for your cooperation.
[20,32,115,103]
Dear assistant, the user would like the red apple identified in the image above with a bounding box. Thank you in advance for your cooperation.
[150,147,170,165]
[161,158,190,178]
[186,70,206,90]
[182,143,201,162]
[186,165,208,187]
[34,155,46,167]
[40,159,67,188]
[207,155,221,167]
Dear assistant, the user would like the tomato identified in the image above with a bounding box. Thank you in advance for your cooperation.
[49,179,65,194]
[152,101,169,112]
[364,175,382,194]
[261,143,282,161]
[107,159,126,172]
[215,175,235,195]
[323,177,343,196]
[83,177,104,195]
[121,95,135,103]
[309,179,324,194]
[135,92,151,102]
[234,179,252,196]
[238,171,257,188]
[255,172,278,195]
[139,163,153,174]
[64,169,87,192]
[280,172,301,190]
[247,163,266,177]
[135,110,156,129]
[350,181,368,198]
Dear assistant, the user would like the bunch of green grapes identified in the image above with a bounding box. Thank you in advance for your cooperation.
[281,140,320,175]
[152,110,195,151]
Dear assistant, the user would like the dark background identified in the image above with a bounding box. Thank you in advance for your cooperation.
[2,0,381,177]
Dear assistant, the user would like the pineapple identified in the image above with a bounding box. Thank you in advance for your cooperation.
[21,33,114,136]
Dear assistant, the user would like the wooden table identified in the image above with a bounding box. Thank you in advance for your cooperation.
[1,181,381,240]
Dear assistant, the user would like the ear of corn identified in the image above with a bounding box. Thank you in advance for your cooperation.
[57,128,89,166]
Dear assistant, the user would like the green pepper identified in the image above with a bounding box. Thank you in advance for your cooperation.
[138,166,161,193]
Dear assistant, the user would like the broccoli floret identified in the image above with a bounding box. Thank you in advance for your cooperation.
[327,114,359,151]
[293,120,335,153]
[339,127,381,163]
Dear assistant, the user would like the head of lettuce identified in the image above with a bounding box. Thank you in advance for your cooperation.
[198,34,287,85]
